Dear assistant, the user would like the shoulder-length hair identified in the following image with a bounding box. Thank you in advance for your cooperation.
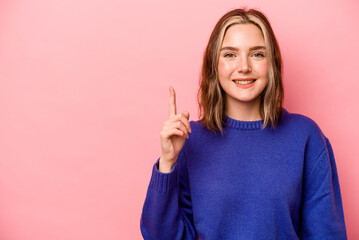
[197,7,284,135]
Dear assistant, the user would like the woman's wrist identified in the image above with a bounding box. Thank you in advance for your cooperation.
[158,157,175,173]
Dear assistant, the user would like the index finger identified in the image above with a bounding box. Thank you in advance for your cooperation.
[169,85,177,117]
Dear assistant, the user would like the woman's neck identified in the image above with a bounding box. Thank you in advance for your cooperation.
[225,98,262,121]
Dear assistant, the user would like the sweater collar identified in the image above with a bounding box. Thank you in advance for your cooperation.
[224,108,288,130]
[224,115,264,130]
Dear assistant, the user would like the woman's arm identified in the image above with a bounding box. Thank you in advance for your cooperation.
[140,148,196,240]
[300,137,347,239]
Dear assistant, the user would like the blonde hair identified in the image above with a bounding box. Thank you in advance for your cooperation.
[197,8,284,135]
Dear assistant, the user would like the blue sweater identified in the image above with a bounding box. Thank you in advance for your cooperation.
[140,108,347,239]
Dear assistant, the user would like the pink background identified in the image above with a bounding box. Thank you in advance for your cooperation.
[1,0,358,239]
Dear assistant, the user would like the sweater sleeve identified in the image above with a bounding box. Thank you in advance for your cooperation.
[300,137,347,239]
[140,145,196,240]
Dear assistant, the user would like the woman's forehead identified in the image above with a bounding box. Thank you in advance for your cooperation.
[222,24,265,48]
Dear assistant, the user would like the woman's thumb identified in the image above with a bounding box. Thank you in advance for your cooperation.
[183,111,190,119]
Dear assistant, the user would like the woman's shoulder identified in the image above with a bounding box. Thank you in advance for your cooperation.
[185,119,222,145]
[189,119,205,131]
[280,108,329,149]
[188,119,210,138]
[188,119,224,137]
[281,108,323,134]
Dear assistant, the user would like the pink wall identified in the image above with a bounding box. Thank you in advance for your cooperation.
[0,0,358,239]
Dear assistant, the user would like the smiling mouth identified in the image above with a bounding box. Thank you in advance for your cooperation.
[232,79,256,85]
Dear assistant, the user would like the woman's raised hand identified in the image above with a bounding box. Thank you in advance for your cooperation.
[159,86,191,173]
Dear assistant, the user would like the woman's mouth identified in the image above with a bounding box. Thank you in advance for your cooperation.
[233,80,256,85]
[232,79,257,89]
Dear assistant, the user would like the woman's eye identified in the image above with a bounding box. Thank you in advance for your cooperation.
[253,52,265,58]
[224,53,235,58]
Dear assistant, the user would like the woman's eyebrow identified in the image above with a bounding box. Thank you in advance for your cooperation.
[220,46,238,51]
[220,46,266,51]
[249,46,266,51]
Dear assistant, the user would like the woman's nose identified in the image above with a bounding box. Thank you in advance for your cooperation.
[237,57,251,72]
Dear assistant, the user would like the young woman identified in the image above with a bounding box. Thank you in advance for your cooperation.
[140,8,347,239]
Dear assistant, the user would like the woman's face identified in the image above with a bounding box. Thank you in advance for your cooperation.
[218,23,269,111]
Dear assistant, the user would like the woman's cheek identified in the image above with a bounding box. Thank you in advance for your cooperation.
[218,59,233,77]
[251,60,267,77]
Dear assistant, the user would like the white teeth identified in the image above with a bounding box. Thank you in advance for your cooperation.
[234,80,255,85]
